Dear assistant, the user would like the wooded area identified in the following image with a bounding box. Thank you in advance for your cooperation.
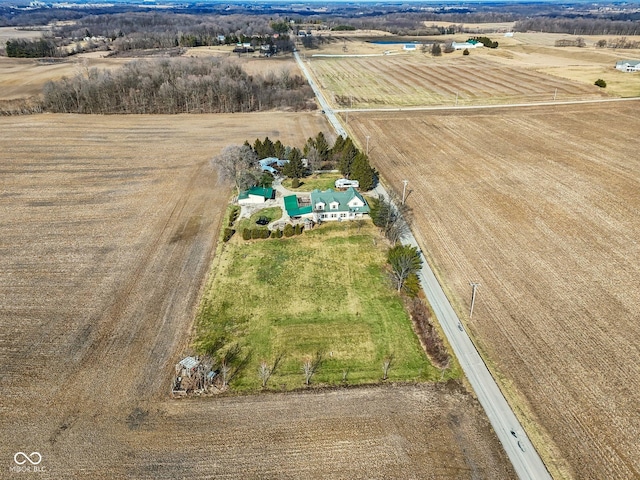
[41,57,314,114]
[515,17,640,36]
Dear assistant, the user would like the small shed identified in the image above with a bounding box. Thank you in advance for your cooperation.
[238,186,275,205]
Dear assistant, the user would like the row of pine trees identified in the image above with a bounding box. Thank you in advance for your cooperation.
[248,132,376,191]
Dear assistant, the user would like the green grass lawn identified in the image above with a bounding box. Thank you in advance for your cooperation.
[281,172,342,192]
[196,222,457,392]
[235,206,282,232]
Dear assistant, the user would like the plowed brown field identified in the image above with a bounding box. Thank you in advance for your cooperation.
[307,55,609,108]
[0,113,514,478]
[348,100,640,479]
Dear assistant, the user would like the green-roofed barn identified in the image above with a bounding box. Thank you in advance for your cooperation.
[238,186,275,205]
[311,187,370,222]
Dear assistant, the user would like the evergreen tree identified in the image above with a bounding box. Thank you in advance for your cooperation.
[253,138,263,157]
[331,135,346,155]
[262,137,275,157]
[273,140,286,159]
[337,137,358,177]
[282,147,305,178]
[315,131,330,160]
[350,152,376,191]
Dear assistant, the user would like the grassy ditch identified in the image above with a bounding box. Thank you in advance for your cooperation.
[195,221,456,392]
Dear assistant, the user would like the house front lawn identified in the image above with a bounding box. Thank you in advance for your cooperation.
[195,222,459,392]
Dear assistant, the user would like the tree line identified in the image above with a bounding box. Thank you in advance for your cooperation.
[215,132,377,195]
[5,38,59,58]
[41,57,314,114]
[515,17,640,36]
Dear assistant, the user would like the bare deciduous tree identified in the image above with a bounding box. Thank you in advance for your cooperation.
[220,360,231,389]
[305,146,323,173]
[258,353,284,388]
[302,351,323,385]
[387,244,422,293]
[371,190,412,244]
[382,354,394,380]
[213,144,258,195]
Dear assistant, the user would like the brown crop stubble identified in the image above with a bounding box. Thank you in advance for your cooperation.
[0,112,514,478]
[349,100,640,480]
[308,55,609,108]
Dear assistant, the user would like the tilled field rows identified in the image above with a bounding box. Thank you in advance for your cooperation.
[349,101,640,480]
[72,384,515,479]
[0,112,516,478]
[310,55,608,108]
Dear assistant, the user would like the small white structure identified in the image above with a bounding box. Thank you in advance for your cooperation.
[403,44,418,51]
[615,60,640,72]
[452,41,484,50]
[335,178,359,189]
[238,187,275,205]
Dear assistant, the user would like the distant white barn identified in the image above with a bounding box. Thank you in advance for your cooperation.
[615,60,640,72]
[452,41,484,50]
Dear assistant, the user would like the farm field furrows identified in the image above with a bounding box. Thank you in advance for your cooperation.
[0,112,514,478]
[307,54,609,108]
[348,100,640,479]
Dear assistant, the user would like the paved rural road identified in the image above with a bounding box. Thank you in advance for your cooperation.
[294,51,347,138]
[294,51,553,480]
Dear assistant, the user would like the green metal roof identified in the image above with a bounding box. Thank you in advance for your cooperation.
[310,187,370,214]
[239,186,274,200]
[284,195,312,217]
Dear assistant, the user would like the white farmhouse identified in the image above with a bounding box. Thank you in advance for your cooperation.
[615,60,640,72]
[311,187,370,222]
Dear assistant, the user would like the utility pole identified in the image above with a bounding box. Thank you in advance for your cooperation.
[366,135,370,155]
[469,282,480,319]
[455,91,459,106]
[402,180,409,205]
[553,88,557,101]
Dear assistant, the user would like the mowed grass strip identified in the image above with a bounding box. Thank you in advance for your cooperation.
[196,222,439,391]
